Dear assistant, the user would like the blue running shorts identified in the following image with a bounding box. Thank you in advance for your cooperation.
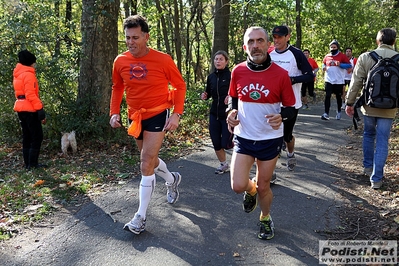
[234,136,283,161]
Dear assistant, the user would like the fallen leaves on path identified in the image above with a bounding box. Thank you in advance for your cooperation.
[329,122,399,241]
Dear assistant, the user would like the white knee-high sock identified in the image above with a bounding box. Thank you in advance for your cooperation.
[154,158,174,184]
[136,174,156,219]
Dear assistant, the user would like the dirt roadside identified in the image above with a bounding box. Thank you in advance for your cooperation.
[331,122,399,241]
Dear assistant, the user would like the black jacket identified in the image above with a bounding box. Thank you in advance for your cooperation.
[205,67,231,118]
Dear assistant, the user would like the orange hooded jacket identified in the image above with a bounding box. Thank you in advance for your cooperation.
[13,63,43,112]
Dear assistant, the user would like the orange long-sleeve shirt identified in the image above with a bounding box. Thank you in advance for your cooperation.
[110,49,186,121]
[13,63,43,112]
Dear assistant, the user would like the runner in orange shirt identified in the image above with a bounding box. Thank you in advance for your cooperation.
[109,15,186,235]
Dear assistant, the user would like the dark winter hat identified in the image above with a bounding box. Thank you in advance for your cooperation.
[18,50,36,66]
[272,26,289,36]
[329,39,340,49]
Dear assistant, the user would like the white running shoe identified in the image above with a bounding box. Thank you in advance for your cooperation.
[287,154,296,171]
[215,163,229,174]
[321,113,330,120]
[166,172,181,204]
[123,213,146,234]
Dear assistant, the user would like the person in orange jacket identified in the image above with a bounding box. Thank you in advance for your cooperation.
[109,15,186,235]
[13,50,47,169]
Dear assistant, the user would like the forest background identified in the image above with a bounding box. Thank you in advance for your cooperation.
[1,0,399,146]
[1,0,399,240]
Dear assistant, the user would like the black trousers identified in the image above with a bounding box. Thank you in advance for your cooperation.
[324,82,343,114]
[18,112,43,167]
[18,111,43,150]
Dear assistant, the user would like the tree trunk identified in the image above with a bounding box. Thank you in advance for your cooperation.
[173,0,182,70]
[54,1,60,57]
[123,0,137,17]
[295,0,302,49]
[156,0,171,55]
[211,0,230,72]
[78,0,120,118]
[63,0,73,50]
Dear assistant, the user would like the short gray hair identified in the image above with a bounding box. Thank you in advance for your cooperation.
[244,27,269,43]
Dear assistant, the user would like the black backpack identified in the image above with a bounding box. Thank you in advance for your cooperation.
[361,51,399,109]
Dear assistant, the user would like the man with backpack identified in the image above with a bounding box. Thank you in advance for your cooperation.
[345,28,399,189]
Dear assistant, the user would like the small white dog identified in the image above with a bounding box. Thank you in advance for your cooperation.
[61,131,77,156]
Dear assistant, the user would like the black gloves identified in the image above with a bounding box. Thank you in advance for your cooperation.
[37,108,46,121]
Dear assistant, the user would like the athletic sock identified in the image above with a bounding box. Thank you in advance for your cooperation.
[136,174,156,219]
[154,158,174,184]
[260,214,271,222]
[220,160,227,166]
[287,152,294,158]
[248,180,257,196]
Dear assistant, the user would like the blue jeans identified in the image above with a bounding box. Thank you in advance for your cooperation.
[362,115,393,183]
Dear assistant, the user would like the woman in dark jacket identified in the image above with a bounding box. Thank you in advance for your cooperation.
[201,50,233,174]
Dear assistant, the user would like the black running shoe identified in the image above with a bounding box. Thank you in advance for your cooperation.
[258,216,275,240]
[242,191,257,213]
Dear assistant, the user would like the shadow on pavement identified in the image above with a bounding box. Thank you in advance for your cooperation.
[2,103,381,266]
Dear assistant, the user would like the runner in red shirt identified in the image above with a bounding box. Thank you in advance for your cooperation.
[301,49,319,109]
[227,26,295,240]
[321,40,352,120]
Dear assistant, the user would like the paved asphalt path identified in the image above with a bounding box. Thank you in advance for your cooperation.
[1,102,354,266]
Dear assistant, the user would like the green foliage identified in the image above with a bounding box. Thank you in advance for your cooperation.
[301,0,399,61]
[0,0,81,145]
[121,152,140,166]
[0,0,121,149]
[228,0,399,63]
[178,83,210,136]
[229,0,305,63]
